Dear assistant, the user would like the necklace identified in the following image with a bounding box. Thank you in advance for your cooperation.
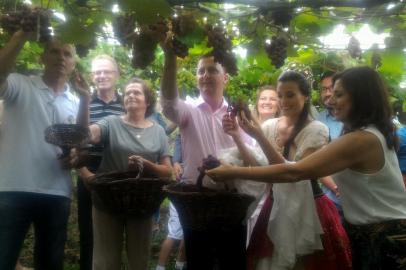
[134,127,146,139]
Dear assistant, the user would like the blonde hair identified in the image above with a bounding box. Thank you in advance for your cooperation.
[254,85,279,121]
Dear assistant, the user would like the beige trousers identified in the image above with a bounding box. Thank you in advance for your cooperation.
[92,207,153,270]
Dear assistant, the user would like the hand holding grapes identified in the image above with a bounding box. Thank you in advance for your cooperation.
[237,110,263,139]
[222,113,240,139]
[206,163,236,182]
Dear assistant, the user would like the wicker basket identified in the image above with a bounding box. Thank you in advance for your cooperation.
[89,171,172,218]
[163,183,255,231]
[44,124,89,148]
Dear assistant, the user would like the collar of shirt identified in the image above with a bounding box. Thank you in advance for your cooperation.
[186,95,228,113]
[92,91,122,104]
[31,75,75,102]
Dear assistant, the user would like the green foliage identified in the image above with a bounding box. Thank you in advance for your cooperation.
[1,1,405,105]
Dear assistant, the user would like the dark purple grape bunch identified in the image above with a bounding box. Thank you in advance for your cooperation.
[131,22,169,69]
[132,31,159,69]
[227,99,252,119]
[348,36,362,59]
[198,155,221,173]
[0,5,52,42]
[172,14,196,37]
[171,37,189,58]
[205,25,238,75]
[112,14,136,47]
[265,35,288,68]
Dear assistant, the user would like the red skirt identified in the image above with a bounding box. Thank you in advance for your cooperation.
[304,195,352,270]
[246,194,273,270]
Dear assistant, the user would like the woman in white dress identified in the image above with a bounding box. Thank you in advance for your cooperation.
[209,66,406,270]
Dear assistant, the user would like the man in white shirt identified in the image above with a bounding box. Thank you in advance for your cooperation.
[0,29,88,269]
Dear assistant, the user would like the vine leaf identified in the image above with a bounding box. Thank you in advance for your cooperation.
[55,18,99,45]
[117,0,172,24]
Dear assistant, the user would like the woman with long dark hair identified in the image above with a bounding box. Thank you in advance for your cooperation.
[222,71,351,270]
[209,66,406,270]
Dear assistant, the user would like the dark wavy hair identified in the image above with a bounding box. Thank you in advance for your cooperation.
[332,67,397,149]
[124,77,156,117]
[277,70,312,154]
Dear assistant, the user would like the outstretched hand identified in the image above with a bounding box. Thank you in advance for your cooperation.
[205,163,236,182]
[70,70,90,97]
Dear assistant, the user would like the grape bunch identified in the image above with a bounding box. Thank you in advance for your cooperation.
[201,155,221,171]
[0,5,52,42]
[112,14,136,47]
[196,155,221,188]
[172,14,196,37]
[227,99,252,119]
[347,36,362,59]
[205,25,238,75]
[265,35,288,68]
[171,37,189,58]
[131,21,172,69]
[132,31,159,69]
[75,38,97,58]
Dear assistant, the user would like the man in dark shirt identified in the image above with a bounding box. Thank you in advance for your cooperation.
[76,54,124,270]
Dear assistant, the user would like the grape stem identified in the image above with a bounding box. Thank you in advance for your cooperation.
[196,171,205,189]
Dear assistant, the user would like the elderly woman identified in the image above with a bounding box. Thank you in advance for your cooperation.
[73,76,172,270]
[208,67,406,270]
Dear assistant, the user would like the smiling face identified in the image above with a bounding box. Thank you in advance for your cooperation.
[91,58,119,92]
[196,56,228,101]
[41,40,76,79]
[277,81,308,118]
[257,89,279,121]
[328,79,352,123]
[124,83,148,114]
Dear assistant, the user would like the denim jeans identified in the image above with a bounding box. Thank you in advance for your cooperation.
[77,178,93,270]
[0,192,70,270]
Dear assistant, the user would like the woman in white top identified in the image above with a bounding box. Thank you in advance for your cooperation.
[223,71,351,270]
[208,66,406,270]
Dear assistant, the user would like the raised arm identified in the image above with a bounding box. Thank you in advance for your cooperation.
[207,130,375,183]
[160,46,178,100]
[0,31,32,95]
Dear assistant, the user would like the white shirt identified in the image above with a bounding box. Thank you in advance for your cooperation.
[0,73,79,198]
[333,126,406,225]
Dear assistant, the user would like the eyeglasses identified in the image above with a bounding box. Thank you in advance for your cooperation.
[92,70,116,76]
[321,85,333,92]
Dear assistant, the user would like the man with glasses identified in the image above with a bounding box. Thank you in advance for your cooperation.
[316,71,344,221]
[76,54,124,270]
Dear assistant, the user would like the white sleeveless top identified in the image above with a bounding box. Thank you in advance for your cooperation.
[333,126,406,225]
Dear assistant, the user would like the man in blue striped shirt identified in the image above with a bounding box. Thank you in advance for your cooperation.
[77,54,124,270]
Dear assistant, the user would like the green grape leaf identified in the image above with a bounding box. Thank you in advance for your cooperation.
[117,0,172,24]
